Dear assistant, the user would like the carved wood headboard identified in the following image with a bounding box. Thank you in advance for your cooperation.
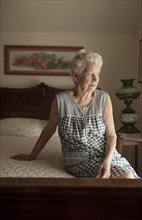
[0,83,63,119]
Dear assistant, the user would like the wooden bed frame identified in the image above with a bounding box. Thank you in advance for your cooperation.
[0,82,63,119]
[0,82,142,220]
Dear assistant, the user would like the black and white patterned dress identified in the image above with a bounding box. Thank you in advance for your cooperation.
[56,90,139,178]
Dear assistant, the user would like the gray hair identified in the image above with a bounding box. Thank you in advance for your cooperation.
[69,49,103,83]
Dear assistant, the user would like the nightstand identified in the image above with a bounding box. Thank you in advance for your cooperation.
[117,132,142,172]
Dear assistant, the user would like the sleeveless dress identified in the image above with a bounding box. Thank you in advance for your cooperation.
[56,90,139,178]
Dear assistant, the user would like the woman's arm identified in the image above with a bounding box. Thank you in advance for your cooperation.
[103,94,117,161]
[11,97,58,161]
[97,94,117,178]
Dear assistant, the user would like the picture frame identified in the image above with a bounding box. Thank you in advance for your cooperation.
[4,45,83,76]
[138,39,142,83]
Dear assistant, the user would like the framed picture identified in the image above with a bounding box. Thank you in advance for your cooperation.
[4,45,83,75]
[138,39,142,83]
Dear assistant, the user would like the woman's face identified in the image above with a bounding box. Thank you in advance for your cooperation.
[77,62,101,92]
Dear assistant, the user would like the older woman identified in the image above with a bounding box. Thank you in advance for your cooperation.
[12,49,139,179]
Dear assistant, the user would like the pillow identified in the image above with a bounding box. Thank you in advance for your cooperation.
[0,118,58,137]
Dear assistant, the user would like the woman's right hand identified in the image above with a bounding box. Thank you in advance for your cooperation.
[11,154,35,161]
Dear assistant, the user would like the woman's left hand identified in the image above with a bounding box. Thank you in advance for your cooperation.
[96,159,111,178]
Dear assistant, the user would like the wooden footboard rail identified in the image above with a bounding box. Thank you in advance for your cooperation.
[0,178,142,220]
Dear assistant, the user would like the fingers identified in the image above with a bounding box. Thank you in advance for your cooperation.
[96,166,110,179]
[11,154,30,161]
[96,165,102,178]
[101,169,110,178]
[11,155,22,160]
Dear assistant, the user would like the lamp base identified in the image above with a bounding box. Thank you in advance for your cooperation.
[117,125,140,134]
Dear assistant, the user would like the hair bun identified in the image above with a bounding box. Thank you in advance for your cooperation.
[76,49,87,60]
[78,49,86,54]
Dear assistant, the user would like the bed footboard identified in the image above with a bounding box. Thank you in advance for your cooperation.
[0,178,142,220]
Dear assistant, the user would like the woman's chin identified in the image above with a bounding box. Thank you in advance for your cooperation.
[89,85,97,90]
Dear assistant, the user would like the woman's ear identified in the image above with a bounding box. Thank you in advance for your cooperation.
[74,73,78,83]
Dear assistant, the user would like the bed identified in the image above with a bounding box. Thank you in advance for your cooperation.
[0,82,142,220]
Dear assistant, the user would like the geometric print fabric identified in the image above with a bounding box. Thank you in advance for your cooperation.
[56,91,139,178]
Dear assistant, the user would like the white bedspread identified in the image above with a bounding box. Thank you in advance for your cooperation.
[0,134,73,178]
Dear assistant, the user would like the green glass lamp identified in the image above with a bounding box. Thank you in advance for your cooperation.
[116,79,141,134]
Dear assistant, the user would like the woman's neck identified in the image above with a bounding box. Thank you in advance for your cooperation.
[73,86,95,99]
[69,86,96,107]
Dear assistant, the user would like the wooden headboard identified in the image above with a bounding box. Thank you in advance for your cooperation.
[0,83,63,119]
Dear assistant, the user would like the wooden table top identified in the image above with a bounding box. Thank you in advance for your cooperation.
[117,132,142,142]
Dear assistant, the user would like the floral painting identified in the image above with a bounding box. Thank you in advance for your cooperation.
[12,52,69,71]
[5,46,83,75]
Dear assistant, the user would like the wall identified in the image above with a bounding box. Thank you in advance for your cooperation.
[1,32,141,131]
[137,2,142,177]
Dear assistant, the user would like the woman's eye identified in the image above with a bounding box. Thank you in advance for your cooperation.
[92,74,96,78]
